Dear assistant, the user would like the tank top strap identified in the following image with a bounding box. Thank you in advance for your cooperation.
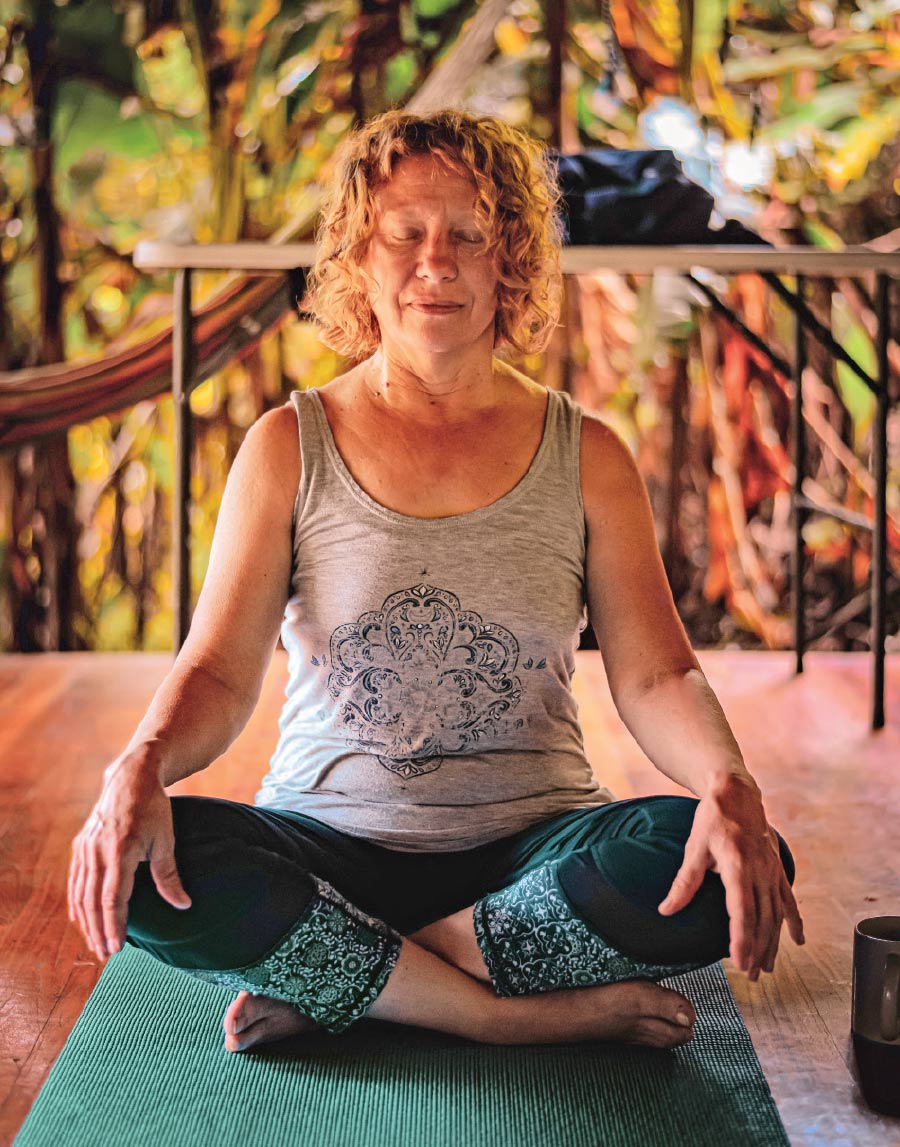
[542,387,585,512]
[288,387,332,538]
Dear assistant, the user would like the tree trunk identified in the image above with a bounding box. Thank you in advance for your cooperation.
[6,4,84,651]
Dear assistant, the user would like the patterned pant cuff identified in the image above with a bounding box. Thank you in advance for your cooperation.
[186,874,403,1035]
[472,859,707,998]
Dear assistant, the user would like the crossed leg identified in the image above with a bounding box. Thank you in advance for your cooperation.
[222,914,701,1052]
[125,795,794,1051]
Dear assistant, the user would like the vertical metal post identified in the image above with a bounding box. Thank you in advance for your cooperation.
[871,273,889,730]
[172,268,194,655]
[792,274,807,674]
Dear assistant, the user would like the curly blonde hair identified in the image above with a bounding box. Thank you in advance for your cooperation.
[305,109,563,358]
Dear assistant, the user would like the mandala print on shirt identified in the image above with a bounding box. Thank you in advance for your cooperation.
[327,583,524,779]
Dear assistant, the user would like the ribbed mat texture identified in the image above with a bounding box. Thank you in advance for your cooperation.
[16,945,789,1147]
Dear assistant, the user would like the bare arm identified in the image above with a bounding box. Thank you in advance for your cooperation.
[580,414,804,979]
[580,415,749,798]
[69,402,301,959]
[110,403,300,787]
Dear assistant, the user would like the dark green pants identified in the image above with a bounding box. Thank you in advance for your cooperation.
[125,795,795,1032]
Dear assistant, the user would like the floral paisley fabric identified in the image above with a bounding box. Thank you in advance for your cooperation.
[472,860,707,998]
[185,874,403,1035]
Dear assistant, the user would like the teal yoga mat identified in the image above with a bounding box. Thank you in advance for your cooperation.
[15,945,789,1147]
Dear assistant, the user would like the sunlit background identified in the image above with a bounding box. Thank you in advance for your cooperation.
[0,0,898,653]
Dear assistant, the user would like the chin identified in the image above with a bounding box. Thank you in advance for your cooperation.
[412,319,494,351]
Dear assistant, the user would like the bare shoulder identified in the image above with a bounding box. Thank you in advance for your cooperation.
[491,364,554,444]
[493,359,547,409]
[579,411,644,513]
[241,399,302,515]
[254,398,301,449]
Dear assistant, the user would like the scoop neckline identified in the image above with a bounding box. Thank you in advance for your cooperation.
[308,386,557,527]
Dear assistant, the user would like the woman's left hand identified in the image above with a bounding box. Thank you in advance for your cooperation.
[656,775,805,980]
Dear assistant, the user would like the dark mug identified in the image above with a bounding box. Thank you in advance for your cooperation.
[852,916,900,1115]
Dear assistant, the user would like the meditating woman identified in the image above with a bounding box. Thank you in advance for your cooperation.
[67,109,804,1053]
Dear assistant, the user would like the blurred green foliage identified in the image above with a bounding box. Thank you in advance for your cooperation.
[0,0,898,652]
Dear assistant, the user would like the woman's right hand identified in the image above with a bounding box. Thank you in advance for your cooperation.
[67,758,192,961]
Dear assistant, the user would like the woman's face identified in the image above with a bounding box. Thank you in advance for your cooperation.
[363,153,499,361]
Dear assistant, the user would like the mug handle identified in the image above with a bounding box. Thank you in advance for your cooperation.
[881,953,900,1042]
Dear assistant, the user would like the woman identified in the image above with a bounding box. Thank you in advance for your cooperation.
[68,110,804,1053]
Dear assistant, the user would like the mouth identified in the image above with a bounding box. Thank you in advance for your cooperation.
[408,302,464,314]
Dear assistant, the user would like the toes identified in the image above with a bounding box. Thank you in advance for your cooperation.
[222,995,319,1052]
[223,990,257,1036]
[224,1016,269,1053]
[632,1018,694,1049]
[662,989,696,1028]
[224,1026,247,1053]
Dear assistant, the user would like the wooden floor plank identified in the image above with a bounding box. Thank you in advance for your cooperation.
[2,650,900,1145]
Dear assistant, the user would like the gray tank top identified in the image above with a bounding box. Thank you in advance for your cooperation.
[254,384,616,851]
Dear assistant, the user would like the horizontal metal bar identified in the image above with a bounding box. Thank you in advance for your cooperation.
[133,242,319,271]
[561,246,900,275]
[795,493,874,531]
[131,241,900,275]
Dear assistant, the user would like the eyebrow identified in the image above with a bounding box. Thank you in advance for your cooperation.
[379,202,477,216]
[378,209,480,225]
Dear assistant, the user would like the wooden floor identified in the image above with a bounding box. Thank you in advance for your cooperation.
[2,650,900,1146]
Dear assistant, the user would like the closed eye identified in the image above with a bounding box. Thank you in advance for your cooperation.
[389,232,481,243]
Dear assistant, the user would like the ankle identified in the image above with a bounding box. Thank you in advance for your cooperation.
[486,991,569,1045]
[407,905,493,985]
[365,938,499,1043]
[487,985,617,1046]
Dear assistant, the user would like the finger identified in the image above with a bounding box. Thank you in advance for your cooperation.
[149,848,192,911]
[748,880,774,980]
[755,875,775,970]
[110,859,137,954]
[721,855,756,972]
[83,846,108,959]
[71,840,91,950]
[112,862,137,954]
[100,852,126,955]
[658,858,706,915]
[781,880,806,946]
[760,893,784,974]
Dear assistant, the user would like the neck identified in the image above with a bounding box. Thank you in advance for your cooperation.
[363,342,501,425]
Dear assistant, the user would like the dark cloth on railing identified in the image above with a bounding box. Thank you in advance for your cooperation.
[553,148,771,247]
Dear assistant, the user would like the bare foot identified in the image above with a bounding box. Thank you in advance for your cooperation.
[222,990,319,1053]
[490,978,699,1049]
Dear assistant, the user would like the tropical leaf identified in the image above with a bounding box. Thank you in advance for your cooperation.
[54,79,182,175]
[823,97,900,190]
[723,35,884,83]
[135,25,205,118]
[756,82,867,142]
[832,293,877,450]
[51,0,135,92]
[611,0,680,71]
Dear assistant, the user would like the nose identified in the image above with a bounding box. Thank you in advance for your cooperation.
[416,233,457,282]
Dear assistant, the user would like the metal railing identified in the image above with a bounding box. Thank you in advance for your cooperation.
[133,242,899,729]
